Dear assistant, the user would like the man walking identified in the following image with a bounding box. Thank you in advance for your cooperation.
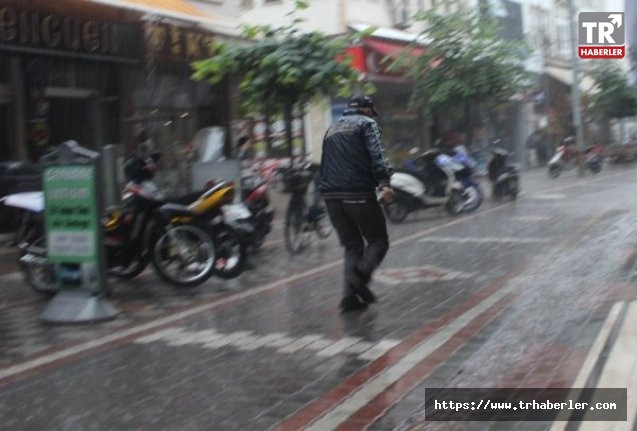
[320,96,395,312]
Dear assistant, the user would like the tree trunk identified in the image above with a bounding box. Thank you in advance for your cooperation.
[464,103,473,147]
[601,117,612,145]
[284,102,294,157]
[264,115,272,156]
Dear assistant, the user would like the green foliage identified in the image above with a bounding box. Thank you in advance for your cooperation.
[392,2,528,118]
[191,4,365,120]
[587,63,637,120]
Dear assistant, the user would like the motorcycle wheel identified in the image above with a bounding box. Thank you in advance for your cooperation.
[20,250,58,296]
[383,193,409,224]
[508,178,519,201]
[492,184,502,202]
[548,165,561,178]
[250,235,265,252]
[314,212,333,239]
[212,224,247,279]
[445,190,465,215]
[151,223,216,288]
[589,161,602,174]
[285,201,306,254]
[462,185,483,213]
[18,223,58,296]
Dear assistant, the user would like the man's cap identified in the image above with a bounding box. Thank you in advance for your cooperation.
[348,96,379,117]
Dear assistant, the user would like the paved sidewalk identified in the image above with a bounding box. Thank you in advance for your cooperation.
[0,166,635,430]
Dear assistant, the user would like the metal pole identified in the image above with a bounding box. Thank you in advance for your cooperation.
[101,144,122,209]
[567,0,585,176]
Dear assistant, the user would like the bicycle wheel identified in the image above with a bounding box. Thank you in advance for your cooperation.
[285,197,307,254]
[314,208,332,239]
[212,224,247,279]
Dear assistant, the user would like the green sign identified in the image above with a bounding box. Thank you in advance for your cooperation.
[43,164,99,264]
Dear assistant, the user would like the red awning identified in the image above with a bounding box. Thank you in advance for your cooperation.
[364,39,424,58]
[341,38,425,80]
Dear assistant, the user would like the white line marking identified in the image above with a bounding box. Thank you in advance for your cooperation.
[135,327,185,344]
[511,215,552,222]
[234,334,262,350]
[304,338,336,351]
[266,334,296,348]
[357,340,402,361]
[579,302,637,429]
[134,329,403,361]
[531,193,567,200]
[277,335,323,354]
[550,302,623,430]
[316,337,362,357]
[305,285,512,431]
[343,342,375,355]
[419,236,548,244]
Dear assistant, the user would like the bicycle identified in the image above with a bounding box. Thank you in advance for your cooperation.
[282,161,332,254]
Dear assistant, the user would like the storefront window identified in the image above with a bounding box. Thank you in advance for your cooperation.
[0,57,8,82]
[130,67,230,193]
[0,103,14,161]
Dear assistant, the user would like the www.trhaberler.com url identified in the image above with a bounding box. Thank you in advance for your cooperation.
[425,388,627,421]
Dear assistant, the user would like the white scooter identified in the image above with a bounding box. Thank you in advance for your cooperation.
[383,149,466,224]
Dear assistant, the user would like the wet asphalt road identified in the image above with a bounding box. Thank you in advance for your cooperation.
[0,166,636,430]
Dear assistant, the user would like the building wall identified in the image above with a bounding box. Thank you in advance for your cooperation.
[239,0,343,34]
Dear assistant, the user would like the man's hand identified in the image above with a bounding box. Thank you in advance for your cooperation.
[380,186,395,204]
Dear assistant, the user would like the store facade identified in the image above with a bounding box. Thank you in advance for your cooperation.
[0,0,140,161]
[0,0,237,176]
[340,30,429,163]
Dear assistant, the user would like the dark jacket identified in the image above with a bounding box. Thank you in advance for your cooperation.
[319,109,393,199]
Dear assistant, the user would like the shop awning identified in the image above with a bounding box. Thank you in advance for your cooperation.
[364,39,424,58]
[87,0,240,36]
[546,65,598,94]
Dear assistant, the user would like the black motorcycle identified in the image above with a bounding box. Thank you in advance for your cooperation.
[7,152,240,295]
[236,171,274,251]
[487,148,519,201]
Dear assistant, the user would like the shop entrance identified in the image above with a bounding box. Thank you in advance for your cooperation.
[48,97,92,148]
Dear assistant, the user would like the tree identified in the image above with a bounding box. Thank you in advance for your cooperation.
[191,0,369,156]
[587,63,637,120]
[587,63,637,145]
[392,2,528,142]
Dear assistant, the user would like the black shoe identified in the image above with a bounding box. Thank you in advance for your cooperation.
[352,268,375,303]
[340,295,368,313]
[352,284,377,304]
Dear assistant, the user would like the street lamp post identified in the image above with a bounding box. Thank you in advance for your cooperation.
[567,0,586,176]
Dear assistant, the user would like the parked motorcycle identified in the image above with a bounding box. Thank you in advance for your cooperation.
[3,152,248,294]
[234,171,274,251]
[487,148,519,200]
[548,137,603,178]
[445,145,483,212]
[384,149,466,223]
[177,180,248,280]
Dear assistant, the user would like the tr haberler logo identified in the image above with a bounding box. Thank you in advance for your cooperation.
[579,12,625,59]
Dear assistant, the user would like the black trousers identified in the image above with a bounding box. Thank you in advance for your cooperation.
[325,198,389,298]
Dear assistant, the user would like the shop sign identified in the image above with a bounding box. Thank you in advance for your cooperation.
[44,165,99,264]
[0,6,139,60]
[145,22,214,62]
